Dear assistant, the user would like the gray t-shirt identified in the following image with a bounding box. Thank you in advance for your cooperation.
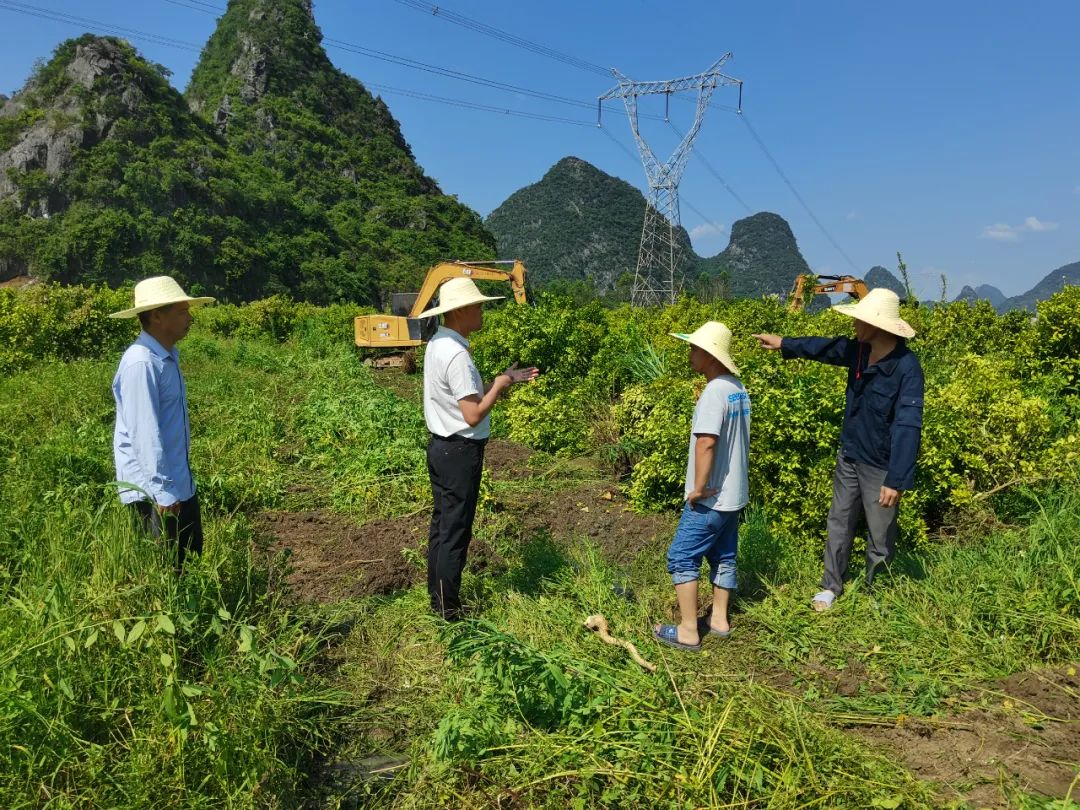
[423,326,488,439]
[684,375,751,511]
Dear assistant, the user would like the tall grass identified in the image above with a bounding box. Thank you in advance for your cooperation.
[0,338,355,807]
[335,498,1080,808]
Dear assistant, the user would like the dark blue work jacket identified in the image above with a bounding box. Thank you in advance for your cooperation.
[781,336,924,490]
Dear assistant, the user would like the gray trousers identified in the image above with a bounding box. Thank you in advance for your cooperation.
[822,456,898,595]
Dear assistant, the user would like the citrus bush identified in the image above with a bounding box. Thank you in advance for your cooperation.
[473,290,1080,549]
[0,282,134,373]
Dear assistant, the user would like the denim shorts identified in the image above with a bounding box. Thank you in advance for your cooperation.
[666,502,740,590]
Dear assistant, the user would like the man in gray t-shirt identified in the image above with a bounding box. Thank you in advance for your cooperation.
[654,322,751,652]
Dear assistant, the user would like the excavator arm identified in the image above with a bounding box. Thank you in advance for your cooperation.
[409,260,527,317]
[787,274,869,312]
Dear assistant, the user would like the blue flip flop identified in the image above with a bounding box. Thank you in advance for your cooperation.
[653,624,701,652]
[697,618,731,638]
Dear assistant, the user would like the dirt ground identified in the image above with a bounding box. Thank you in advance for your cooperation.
[514,479,675,567]
[256,439,675,602]
[483,438,536,481]
[258,510,427,602]
[857,665,1080,807]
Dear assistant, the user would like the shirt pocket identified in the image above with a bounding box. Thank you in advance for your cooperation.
[868,386,896,417]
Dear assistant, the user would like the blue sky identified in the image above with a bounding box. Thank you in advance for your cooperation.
[2,0,1078,297]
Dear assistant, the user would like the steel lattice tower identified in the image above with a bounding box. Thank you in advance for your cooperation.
[599,56,742,306]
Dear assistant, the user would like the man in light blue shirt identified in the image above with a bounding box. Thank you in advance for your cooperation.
[110,276,214,572]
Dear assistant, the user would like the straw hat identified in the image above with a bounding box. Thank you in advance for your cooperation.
[670,321,739,375]
[109,276,215,318]
[417,277,504,318]
[831,287,915,338]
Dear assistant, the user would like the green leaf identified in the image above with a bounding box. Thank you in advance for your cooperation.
[217,607,231,621]
[180,684,204,697]
[112,620,126,645]
[162,684,176,716]
[62,635,76,652]
[238,626,253,653]
[83,629,99,649]
[154,614,175,635]
[58,678,74,700]
[159,653,173,669]
[127,619,147,645]
[871,797,903,809]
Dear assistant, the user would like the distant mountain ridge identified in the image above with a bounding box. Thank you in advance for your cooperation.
[486,156,811,298]
[954,284,1006,308]
[996,261,1080,312]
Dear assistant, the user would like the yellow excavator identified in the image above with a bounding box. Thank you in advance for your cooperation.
[787,274,869,313]
[355,259,528,369]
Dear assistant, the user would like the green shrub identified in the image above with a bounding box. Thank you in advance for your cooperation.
[500,376,597,456]
[0,283,134,373]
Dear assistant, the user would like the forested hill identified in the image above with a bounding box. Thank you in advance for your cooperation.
[484,156,694,292]
[486,156,814,298]
[699,212,812,298]
[0,0,493,304]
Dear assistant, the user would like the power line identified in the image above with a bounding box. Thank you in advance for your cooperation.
[739,114,862,274]
[323,36,668,122]
[323,37,598,112]
[667,121,752,215]
[162,0,218,15]
[0,0,201,50]
[392,0,611,78]
[154,0,675,125]
[599,124,640,166]
[367,81,594,126]
[1,0,603,127]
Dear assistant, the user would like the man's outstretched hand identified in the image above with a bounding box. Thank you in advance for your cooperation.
[502,362,540,385]
[752,333,782,351]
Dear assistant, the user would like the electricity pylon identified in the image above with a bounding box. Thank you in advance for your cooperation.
[599,56,741,307]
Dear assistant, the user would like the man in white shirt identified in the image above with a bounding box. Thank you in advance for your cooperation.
[653,322,751,652]
[420,277,538,620]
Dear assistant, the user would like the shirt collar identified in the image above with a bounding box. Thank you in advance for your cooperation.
[137,331,179,362]
[436,325,470,348]
[867,342,908,376]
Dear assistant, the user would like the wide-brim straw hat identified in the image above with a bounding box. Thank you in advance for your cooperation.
[109,276,215,318]
[417,277,504,318]
[831,287,915,338]
[670,321,740,375]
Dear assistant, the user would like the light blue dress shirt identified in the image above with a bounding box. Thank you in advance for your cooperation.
[112,331,194,506]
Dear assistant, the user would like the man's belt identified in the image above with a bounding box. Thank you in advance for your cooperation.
[430,432,488,446]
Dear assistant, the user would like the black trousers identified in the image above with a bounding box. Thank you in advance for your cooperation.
[130,493,204,573]
[426,434,485,620]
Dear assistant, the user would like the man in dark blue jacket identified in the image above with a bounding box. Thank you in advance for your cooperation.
[754,288,924,611]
